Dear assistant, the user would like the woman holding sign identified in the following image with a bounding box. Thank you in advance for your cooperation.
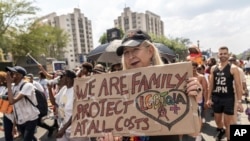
[97,29,202,141]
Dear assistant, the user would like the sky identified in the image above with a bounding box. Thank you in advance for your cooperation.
[33,0,250,54]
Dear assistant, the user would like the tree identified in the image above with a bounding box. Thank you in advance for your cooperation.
[0,0,39,61]
[9,21,69,63]
[150,34,189,61]
[99,32,107,44]
[0,48,5,61]
[0,0,39,35]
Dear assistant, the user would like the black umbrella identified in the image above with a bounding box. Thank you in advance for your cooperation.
[87,40,176,63]
[153,43,176,62]
[87,39,122,64]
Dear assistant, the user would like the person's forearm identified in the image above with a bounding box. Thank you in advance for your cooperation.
[204,89,208,102]
[207,80,213,100]
[207,75,212,101]
[235,83,243,101]
[7,81,16,104]
[48,86,56,106]
[61,116,72,132]
[38,64,53,79]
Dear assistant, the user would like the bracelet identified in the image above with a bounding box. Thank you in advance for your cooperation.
[237,100,242,103]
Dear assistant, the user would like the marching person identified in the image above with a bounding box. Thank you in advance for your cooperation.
[98,29,203,141]
[49,70,90,141]
[191,61,208,141]
[25,73,55,138]
[26,73,44,92]
[77,62,93,78]
[38,71,49,98]
[6,66,40,141]
[206,46,244,141]
[0,71,19,141]
[228,56,247,124]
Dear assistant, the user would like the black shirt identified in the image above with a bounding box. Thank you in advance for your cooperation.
[212,63,234,98]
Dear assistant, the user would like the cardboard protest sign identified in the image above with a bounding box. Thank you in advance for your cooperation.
[71,62,199,137]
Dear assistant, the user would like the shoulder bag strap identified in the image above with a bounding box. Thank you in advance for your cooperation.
[13,82,27,122]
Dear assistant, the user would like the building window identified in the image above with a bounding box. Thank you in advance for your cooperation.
[124,18,129,24]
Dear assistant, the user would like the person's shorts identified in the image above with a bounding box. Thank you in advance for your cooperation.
[212,95,235,115]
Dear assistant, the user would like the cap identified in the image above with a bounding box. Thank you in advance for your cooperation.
[92,64,105,74]
[65,70,76,79]
[81,62,93,71]
[6,66,27,76]
[116,29,152,56]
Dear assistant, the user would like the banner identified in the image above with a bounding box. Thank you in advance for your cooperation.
[71,62,199,137]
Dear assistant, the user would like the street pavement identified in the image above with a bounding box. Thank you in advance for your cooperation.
[1,78,250,141]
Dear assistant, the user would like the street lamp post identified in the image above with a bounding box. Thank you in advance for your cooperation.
[197,40,200,48]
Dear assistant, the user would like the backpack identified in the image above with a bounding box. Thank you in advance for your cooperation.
[20,82,48,118]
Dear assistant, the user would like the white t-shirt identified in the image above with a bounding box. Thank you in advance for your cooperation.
[13,81,40,124]
[0,86,6,95]
[33,81,44,92]
[55,86,74,133]
[39,78,49,98]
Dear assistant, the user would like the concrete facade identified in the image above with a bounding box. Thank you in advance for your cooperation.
[39,8,93,70]
[114,7,164,36]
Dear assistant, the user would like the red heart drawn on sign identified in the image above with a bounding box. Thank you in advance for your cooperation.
[135,89,189,130]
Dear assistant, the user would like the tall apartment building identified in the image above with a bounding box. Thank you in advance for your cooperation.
[39,8,93,70]
[114,7,164,36]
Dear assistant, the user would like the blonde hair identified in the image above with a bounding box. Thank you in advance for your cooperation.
[121,40,164,70]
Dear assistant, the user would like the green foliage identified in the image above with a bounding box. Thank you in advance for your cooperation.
[118,27,124,39]
[9,22,69,62]
[99,32,107,44]
[150,34,189,61]
[0,48,5,61]
[0,0,39,35]
[0,0,39,63]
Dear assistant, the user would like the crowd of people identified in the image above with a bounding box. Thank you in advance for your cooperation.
[0,29,248,141]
